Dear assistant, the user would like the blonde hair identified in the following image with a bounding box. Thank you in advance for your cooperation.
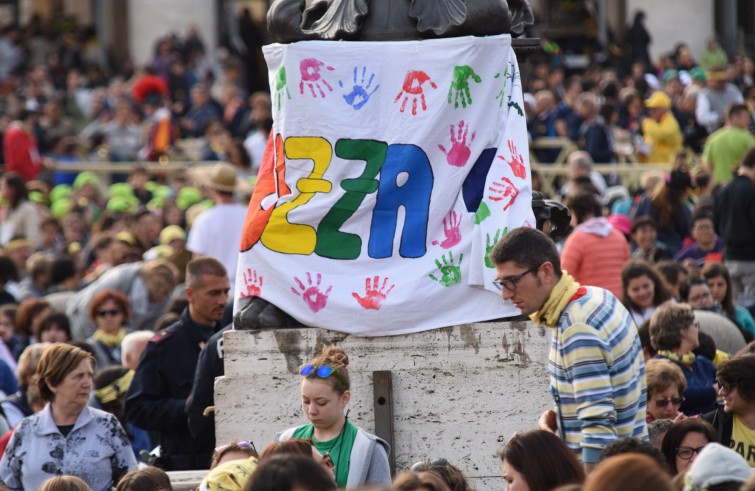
[646,358,687,397]
[17,342,51,387]
[140,260,178,300]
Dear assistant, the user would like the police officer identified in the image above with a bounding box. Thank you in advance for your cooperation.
[125,257,229,470]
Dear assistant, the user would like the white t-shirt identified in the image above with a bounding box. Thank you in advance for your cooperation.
[186,203,248,286]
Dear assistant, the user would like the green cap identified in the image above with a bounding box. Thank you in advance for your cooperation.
[107,196,138,213]
[50,199,71,218]
[690,66,707,82]
[176,187,203,210]
[109,183,135,199]
[73,171,100,190]
[49,185,72,203]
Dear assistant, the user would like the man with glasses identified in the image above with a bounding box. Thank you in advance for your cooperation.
[490,227,647,474]
[703,354,755,467]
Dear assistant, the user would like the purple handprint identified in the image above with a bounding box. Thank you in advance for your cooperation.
[299,58,335,98]
[432,210,462,249]
[438,121,476,167]
[291,272,333,313]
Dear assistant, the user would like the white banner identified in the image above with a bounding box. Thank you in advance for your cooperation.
[235,35,533,336]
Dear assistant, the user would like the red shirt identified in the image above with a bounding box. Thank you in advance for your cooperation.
[3,125,43,181]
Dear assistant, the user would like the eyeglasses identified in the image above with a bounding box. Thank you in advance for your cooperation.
[492,265,541,292]
[410,458,449,472]
[321,452,335,469]
[214,440,257,455]
[688,292,712,303]
[654,397,684,408]
[300,365,347,387]
[96,309,121,318]
[676,445,706,460]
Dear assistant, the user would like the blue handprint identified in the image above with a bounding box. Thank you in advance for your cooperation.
[339,66,380,110]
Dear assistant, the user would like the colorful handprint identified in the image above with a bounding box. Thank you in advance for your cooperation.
[239,268,263,298]
[274,67,291,110]
[488,177,519,211]
[299,58,335,98]
[438,121,476,167]
[291,272,333,313]
[339,66,379,110]
[352,276,395,310]
[429,251,464,287]
[394,70,437,116]
[499,140,527,179]
[432,210,462,249]
[484,228,508,268]
[448,65,482,109]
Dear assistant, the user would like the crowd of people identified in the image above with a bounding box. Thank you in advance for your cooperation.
[1,4,755,491]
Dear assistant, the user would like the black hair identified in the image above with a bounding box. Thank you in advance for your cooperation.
[599,437,668,470]
[490,227,562,276]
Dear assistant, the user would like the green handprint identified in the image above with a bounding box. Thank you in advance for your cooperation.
[494,65,509,107]
[484,227,508,268]
[475,201,491,224]
[274,67,292,110]
[448,65,482,109]
[429,251,464,287]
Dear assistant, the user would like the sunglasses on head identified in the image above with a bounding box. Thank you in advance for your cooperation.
[96,309,121,318]
[300,365,347,386]
[214,440,257,455]
[410,458,449,472]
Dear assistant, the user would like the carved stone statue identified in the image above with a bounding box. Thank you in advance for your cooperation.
[267,0,534,42]
[235,0,535,330]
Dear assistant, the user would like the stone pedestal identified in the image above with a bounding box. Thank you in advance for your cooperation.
[215,320,551,491]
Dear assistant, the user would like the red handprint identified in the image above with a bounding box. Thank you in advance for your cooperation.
[240,268,263,298]
[291,272,332,313]
[439,121,476,167]
[498,140,526,179]
[352,276,395,310]
[394,70,437,115]
[299,58,335,98]
[432,210,462,249]
[488,177,520,211]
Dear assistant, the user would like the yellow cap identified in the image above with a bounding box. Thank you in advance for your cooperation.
[644,91,671,109]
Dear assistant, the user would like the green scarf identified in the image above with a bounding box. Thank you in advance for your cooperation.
[293,420,358,488]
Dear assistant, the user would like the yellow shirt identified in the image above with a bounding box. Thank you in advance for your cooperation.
[731,415,755,467]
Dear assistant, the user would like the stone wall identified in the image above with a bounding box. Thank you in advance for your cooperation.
[215,320,552,491]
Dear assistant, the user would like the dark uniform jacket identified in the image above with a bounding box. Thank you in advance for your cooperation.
[185,324,231,450]
[125,308,221,470]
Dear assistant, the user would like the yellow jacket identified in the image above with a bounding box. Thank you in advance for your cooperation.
[642,112,683,164]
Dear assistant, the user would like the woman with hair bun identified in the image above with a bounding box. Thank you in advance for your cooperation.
[276,346,391,489]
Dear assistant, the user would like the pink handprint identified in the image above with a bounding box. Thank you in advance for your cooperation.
[498,140,526,179]
[239,268,263,298]
[291,272,333,313]
[352,276,395,310]
[438,121,476,167]
[432,211,462,249]
[299,58,335,98]
[394,70,437,115]
[488,177,520,211]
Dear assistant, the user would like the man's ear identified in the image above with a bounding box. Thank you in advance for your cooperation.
[540,261,557,283]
